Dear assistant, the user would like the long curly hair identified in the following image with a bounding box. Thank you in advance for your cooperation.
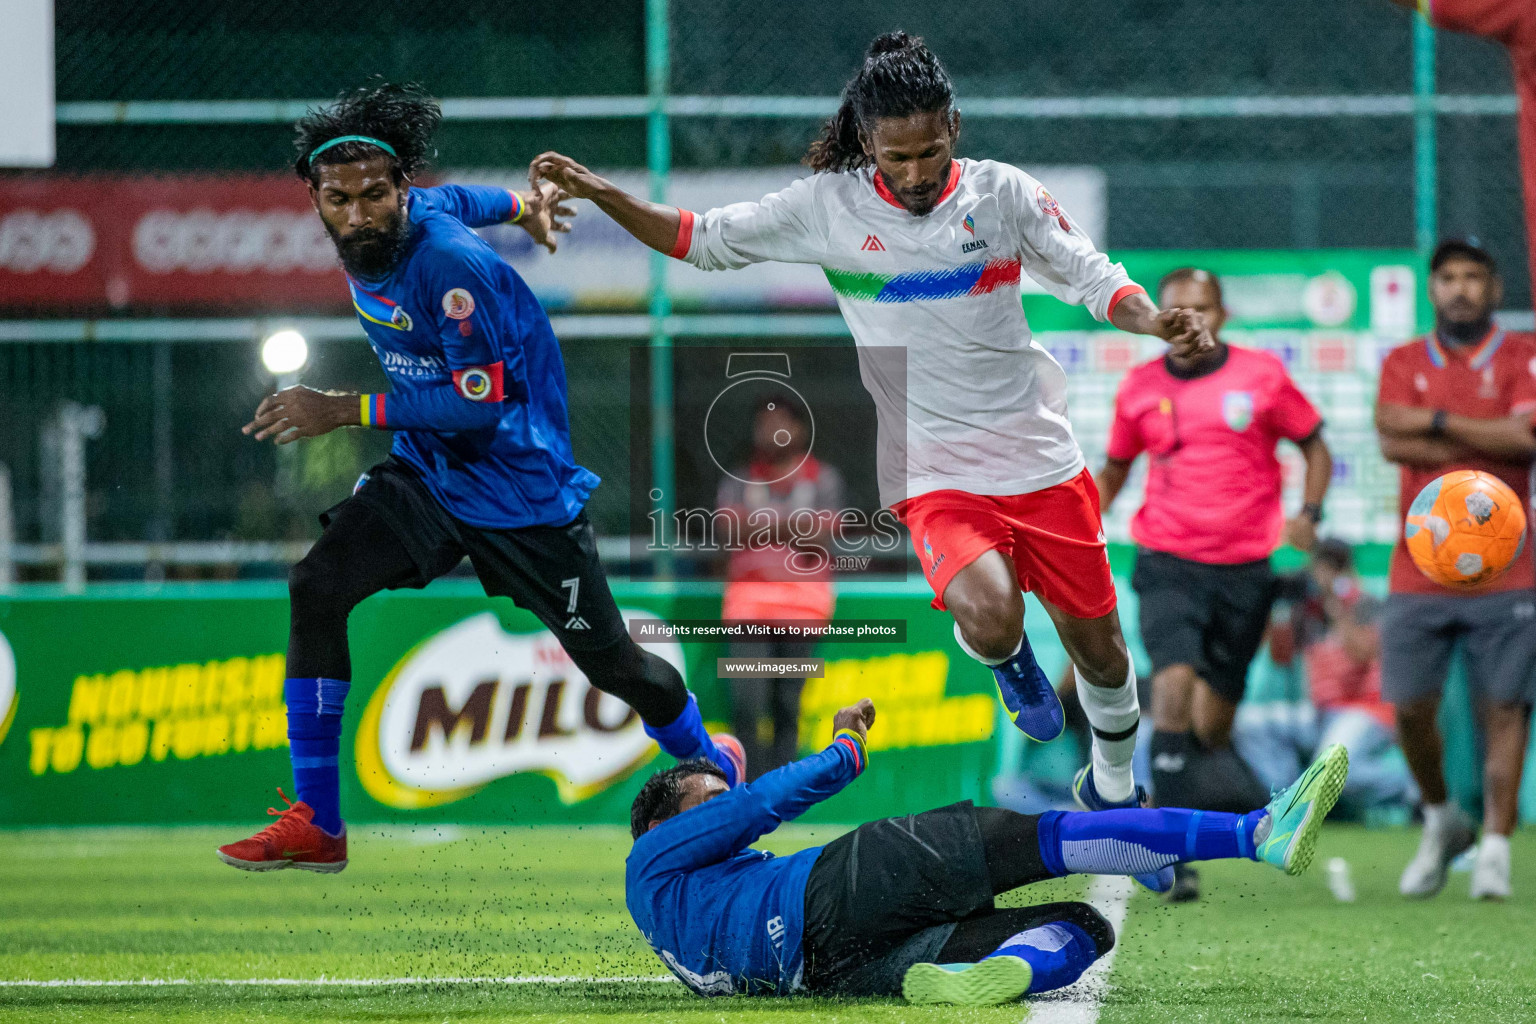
[293,80,442,184]
[804,32,955,173]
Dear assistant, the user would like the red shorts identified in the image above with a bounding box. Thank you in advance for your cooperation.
[893,469,1118,620]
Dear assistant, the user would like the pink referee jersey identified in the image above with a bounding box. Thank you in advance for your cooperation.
[1107,345,1323,565]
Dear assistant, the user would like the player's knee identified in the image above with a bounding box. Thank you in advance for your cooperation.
[1074,643,1130,691]
[288,552,353,618]
[567,637,686,711]
[951,593,1024,660]
[1059,901,1115,957]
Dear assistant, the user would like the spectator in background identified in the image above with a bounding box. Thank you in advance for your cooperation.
[1375,239,1536,901]
[1096,267,1333,902]
[717,396,845,780]
[1249,539,1418,814]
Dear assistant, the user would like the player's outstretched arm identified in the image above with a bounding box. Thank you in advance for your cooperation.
[529,151,682,254]
[635,700,876,876]
[1109,290,1216,359]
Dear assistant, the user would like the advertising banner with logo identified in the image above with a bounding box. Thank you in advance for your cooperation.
[0,175,346,312]
[0,584,1000,826]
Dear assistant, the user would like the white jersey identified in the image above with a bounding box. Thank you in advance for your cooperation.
[674,158,1144,506]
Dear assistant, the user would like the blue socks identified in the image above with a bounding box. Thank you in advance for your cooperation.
[285,677,350,836]
[642,694,738,786]
[1036,807,1271,877]
[986,921,1100,994]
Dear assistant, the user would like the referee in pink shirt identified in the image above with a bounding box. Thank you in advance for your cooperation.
[1097,268,1333,902]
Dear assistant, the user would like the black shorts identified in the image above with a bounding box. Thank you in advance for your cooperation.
[1132,548,1275,703]
[323,457,626,651]
[800,801,1019,992]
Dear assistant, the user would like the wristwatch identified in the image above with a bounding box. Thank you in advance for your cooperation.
[1301,502,1323,524]
[1429,409,1448,438]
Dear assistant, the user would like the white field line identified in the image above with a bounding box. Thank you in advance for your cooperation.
[0,975,676,989]
[4,880,1139,1005]
[1027,874,1135,1024]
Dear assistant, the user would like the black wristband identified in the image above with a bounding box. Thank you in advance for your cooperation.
[1301,502,1323,524]
[1429,409,1448,437]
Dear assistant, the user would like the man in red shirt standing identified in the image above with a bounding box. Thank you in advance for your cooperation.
[1390,0,1536,300]
[1375,239,1536,901]
[716,396,844,779]
[1099,268,1333,902]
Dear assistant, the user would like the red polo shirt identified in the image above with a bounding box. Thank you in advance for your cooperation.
[1429,0,1536,300]
[1376,328,1536,594]
[1107,345,1323,565]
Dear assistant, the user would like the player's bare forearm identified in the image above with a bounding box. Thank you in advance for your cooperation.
[243,386,359,445]
[1096,457,1132,510]
[1377,432,1470,468]
[1298,432,1332,507]
[1442,414,1536,461]
[1281,432,1332,551]
[1377,402,1536,461]
[1109,290,1215,358]
[529,151,681,254]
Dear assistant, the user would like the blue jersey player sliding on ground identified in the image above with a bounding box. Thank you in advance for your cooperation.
[218,82,743,873]
[627,696,1349,1005]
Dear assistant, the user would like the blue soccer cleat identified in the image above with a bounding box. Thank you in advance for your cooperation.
[1073,764,1175,894]
[992,632,1065,742]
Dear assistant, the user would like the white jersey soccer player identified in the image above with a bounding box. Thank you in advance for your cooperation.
[534,34,1213,876]
[670,156,1131,506]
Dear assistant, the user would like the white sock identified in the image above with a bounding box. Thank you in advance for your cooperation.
[1077,663,1140,804]
[954,621,1021,668]
[1422,803,1449,834]
[1480,833,1511,858]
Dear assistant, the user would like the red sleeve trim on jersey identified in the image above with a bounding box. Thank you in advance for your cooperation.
[1106,283,1146,322]
[668,209,696,260]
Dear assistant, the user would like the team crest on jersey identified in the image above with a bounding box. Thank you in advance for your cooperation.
[347,277,413,331]
[922,533,945,576]
[961,211,989,254]
[442,288,476,320]
[452,361,505,403]
[1222,391,1254,432]
[1035,185,1071,232]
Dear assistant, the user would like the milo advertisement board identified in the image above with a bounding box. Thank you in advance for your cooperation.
[0,582,1000,826]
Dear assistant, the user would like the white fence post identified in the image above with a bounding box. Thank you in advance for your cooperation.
[58,403,105,594]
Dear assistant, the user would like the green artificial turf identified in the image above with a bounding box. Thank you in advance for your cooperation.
[0,823,1532,1023]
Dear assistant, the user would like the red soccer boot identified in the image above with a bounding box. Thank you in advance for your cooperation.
[216,788,348,873]
[712,733,747,787]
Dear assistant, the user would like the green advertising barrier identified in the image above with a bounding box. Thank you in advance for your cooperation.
[0,581,1001,827]
[2,572,1532,827]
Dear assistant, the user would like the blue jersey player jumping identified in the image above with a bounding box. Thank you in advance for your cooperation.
[219,82,743,873]
[627,696,1350,1005]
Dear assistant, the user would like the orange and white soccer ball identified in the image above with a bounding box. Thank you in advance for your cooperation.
[1405,470,1528,588]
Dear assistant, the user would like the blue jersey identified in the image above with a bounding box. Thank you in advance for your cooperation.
[345,184,598,529]
[625,733,867,995]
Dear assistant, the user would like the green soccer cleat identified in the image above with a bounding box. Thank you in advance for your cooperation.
[902,955,1033,1006]
[1255,743,1350,876]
